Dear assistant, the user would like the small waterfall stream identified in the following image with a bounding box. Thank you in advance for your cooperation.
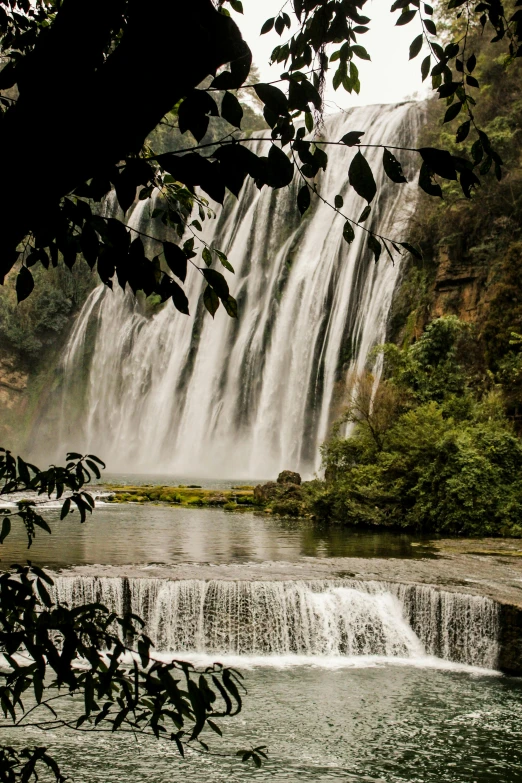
[55,101,423,477]
[52,577,500,669]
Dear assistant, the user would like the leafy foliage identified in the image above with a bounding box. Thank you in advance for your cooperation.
[314,317,522,536]
[0,0,519,321]
[0,449,261,781]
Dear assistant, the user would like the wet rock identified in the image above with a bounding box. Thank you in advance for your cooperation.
[277,470,301,485]
[254,481,279,504]
[498,603,522,676]
[207,495,228,506]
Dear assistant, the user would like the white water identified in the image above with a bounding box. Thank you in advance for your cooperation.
[52,577,499,669]
[56,102,423,477]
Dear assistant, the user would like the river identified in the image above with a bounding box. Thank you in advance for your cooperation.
[2,499,522,781]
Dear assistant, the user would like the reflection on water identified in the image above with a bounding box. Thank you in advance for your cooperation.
[4,665,522,782]
[0,504,435,568]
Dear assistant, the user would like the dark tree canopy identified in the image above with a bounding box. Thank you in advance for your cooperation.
[0,0,519,318]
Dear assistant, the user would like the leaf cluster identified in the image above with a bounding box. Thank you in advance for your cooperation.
[0,563,247,782]
[0,450,104,547]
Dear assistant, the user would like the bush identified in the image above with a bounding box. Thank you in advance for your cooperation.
[314,317,522,536]
[271,499,303,517]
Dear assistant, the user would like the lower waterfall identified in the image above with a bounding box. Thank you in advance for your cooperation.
[52,577,500,669]
[53,101,424,478]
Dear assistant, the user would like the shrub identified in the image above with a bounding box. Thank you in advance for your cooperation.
[271,499,303,517]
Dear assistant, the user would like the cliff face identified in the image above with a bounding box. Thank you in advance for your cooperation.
[0,349,29,445]
[390,236,522,361]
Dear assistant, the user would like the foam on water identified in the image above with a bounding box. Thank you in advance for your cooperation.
[53,102,423,478]
[52,576,500,670]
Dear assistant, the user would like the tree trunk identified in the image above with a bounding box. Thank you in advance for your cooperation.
[0,0,249,279]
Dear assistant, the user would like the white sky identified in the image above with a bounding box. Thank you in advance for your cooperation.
[234,0,429,110]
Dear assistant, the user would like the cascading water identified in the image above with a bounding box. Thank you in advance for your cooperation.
[51,577,500,669]
[55,102,424,477]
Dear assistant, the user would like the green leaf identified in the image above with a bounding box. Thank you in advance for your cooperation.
[349,151,376,203]
[419,148,457,180]
[297,185,311,215]
[351,45,371,60]
[358,204,371,222]
[171,281,190,315]
[223,295,238,318]
[202,268,229,300]
[456,120,471,142]
[0,516,11,544]
[383,149,407,183]
[396,9,417,25]
[467,53,476,72]
[400,242,423,260]
[443,101,463,123]
[343,221,355,244]
[221,91,243,128]
[368,234,382,262]
[60,498,71,520]
[421,55,431,81]
[334,194,344,209]
[254,83,288,116]
[305,111,313,133]
[424,18,436,34]
[261,17,274,34]
[267,144,294,189]
[80,223,100,268]
[202,247,212,267]
[163,242,187,283]
[418,161,443,197]
[409,34,423,59]
[203,285,220,318]
[340,131,365,146]
[16,266,34,303]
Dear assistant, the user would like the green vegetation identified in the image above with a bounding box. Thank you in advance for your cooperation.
[391,0,522,415]
[105,484,256,510]
[312,316,522,536]
[0,260,94,364]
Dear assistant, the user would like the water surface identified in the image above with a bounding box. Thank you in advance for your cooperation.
[6,664,522,782]
[0,504,435,568]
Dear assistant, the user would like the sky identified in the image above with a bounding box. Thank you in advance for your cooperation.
[234,0,430,111]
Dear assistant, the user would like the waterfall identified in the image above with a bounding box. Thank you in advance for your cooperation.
[55,101,423,477]
[52,577,500,669]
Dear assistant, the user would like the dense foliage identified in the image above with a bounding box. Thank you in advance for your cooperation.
[313,316,522,536]
[391,0,522,411]
[0,0,519,324]
[0,261,93,364]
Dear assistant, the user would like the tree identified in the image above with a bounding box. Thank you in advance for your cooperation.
[0,0,519,317]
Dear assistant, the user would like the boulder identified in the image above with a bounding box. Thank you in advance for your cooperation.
[253,481,279,504]
[207,495,228,506]
[277,470,301,485]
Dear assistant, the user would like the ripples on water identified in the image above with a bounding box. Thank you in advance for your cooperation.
[0,504,436,567]
[7,665,522,782]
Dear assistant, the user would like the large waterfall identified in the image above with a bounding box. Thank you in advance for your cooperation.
[55,102,423,477]
[52,577,500,669]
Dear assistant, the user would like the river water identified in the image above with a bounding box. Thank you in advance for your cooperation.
[2,501,522,781]
[0,503,436,567]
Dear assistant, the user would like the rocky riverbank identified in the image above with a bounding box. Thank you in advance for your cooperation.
[104,469,312,515]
